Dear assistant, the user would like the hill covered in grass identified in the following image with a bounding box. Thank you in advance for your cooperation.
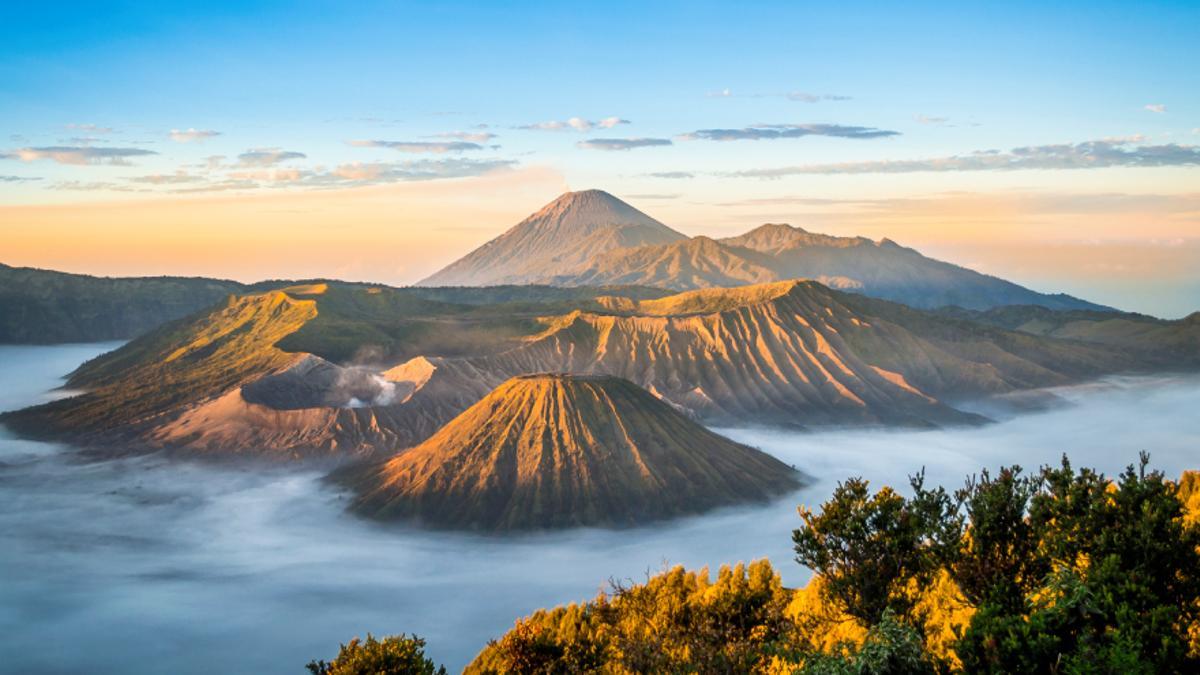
[0,262,245,343]
[341,374,802,530]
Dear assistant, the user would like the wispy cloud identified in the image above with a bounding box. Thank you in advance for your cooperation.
[169,128,221,143]
[65,123,114,134]
[235,148,307,167]
[348,140,484,153]
[518,116,630,132]
[316,158,514,185]
[432,131,497,143]
[625,193,680,200]
[645,171,694,179]
[2,146,157,166]
[707,89,850,102]
[679,123,900,142]
[1145,103,1167,113]
[727,138,1200,177]
[0,175,42,182]
[127,172,206,184]
[49,180,142,192]
[787,91,852,103]
[169,158,515,193]
[915,115,950,126]
[576,137,672,151]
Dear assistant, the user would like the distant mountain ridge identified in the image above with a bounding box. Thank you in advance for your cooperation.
[9,279,1181,459]
[340,373,802,530]
[0,263,246,343]
[420,190,1108,312]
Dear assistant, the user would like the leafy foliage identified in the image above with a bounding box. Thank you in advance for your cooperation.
[317,457,1200,673]
[793,454,1200,674]
[467,560,791,673]
[306,633,446,675]
[792,472,954,626]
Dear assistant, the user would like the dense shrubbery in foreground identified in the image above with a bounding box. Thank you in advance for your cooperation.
[311,456,1200,673]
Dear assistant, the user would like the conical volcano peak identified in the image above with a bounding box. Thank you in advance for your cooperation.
[343,374,802,530]
[418,189,684,286]
[520,189,672,234]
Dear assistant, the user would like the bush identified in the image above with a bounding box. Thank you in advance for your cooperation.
[306,633,446,675]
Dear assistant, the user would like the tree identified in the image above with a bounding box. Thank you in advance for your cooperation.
[957,454,1200,673]
[306,633,446,675]
[801,610,940,675]
[792,473,953,627]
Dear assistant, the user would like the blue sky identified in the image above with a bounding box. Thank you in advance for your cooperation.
[1,1,1198,314]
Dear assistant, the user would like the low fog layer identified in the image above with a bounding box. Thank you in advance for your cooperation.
[0,345,1197,673]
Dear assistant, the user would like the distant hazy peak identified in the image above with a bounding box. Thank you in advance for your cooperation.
[521,188,666,224]
[417,189,684,287]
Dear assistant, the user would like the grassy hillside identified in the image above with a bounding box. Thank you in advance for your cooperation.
[938,304,1200,367]
[0,262,245,344]
[4,289,317,439]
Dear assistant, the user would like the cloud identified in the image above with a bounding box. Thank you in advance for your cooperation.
[348,140,484,153]
[3,146,157,166]
[48,180,142,192]
[727,138,1200,178]
[679,123,900,142]
[200,155,226,171]
[65,136,108,145]
[645,171,694,179]
[170,158,516,193]
[915,115,950,126]
[787,92,852,103]
[169,128,221,143]
[127,172,206,184]
[1145,104,1167,114]
[317,158,515,185]
[235,148,307,167]
[576,137,672,151]
[624,193,680,200]
[432,131,498,143]
[0,175,42,182]
[65,123,114,134]
[518,116,630,132]
[709,90,850,102]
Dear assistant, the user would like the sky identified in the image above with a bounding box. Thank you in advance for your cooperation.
[1,1,1198,316]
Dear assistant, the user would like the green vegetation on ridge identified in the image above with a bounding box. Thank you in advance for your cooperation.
[0,262,244,344]
[315,458,1200,673]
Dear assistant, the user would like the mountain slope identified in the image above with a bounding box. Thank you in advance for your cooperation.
[419,191,1105,311]
[0,262,245,343]
[0,282,673,456]
[419,190,685,287]
[341,374,803,530]
[390,281,1125,431]
[571,223,1105,311]
[936,305,1200,367]
[5,280,1174,458]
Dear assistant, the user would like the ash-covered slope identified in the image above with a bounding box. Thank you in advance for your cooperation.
[418,190,685,287]
[3,279,1159,459]
[390,281,1125,431]
[342,374,802,530]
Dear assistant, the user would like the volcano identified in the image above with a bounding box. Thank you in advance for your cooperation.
[343,373,803,530]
